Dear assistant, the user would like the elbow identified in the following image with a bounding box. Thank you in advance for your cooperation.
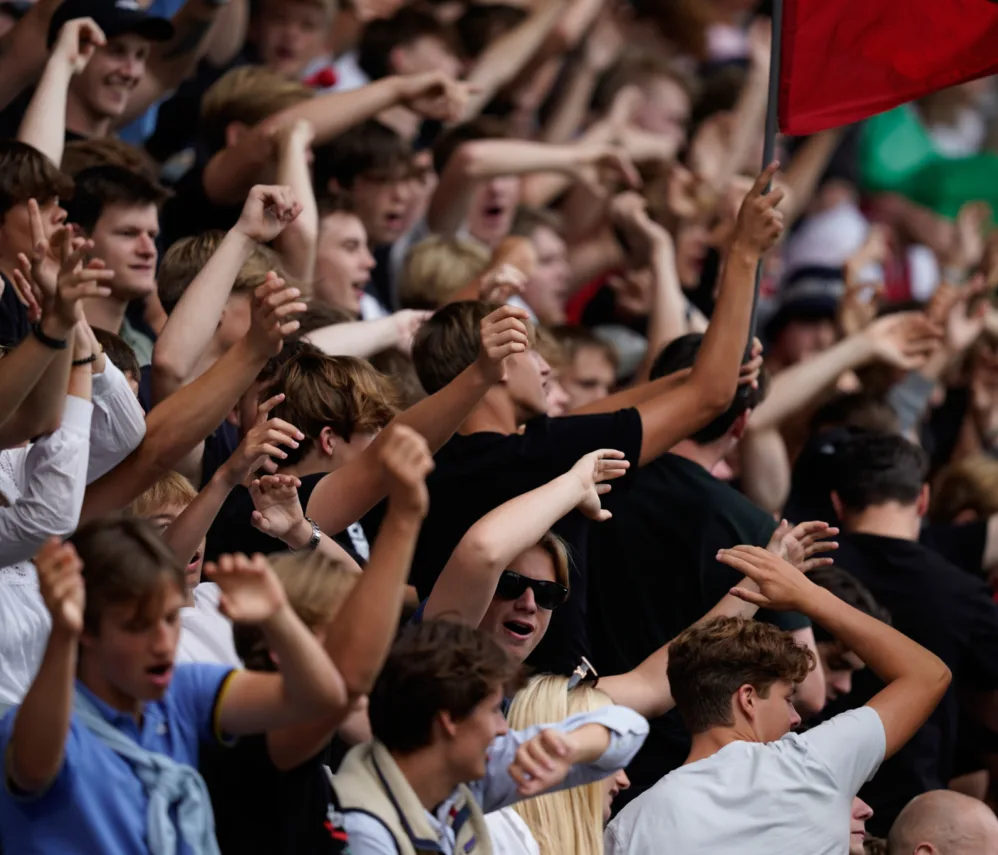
[150,349,185,394]
[455,532,505,579]
[935,661,953,697]
[451,142,488,180]
[695,375,739,418]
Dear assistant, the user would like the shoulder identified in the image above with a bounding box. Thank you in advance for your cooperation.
[340,809,402,854]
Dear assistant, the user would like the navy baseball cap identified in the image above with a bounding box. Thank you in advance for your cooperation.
[47,0,174,48]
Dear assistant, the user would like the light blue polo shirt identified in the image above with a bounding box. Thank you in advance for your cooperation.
[0,663,234,854]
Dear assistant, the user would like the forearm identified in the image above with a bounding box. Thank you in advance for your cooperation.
[738,427,790,516]
[572,368,690,416]
[0,0,61,110]
[151,228,254,403]
[750,332,875,431]
[82,339,266,521]
[273,144,318,282]
[633,243,686,383]
[563,723,611,764]
[204,0,248,67]
[395,361,491,450]
[162,469,233,563]
[16,59,71,166]
[725,65,769,183]
[20,324,76,438]
[791,625,826,717]
[304,317,399,357]
[0,336,58,448]
[323,508,421,696]
[781,128,845,226]
[539,61,599,144]
[9,626,77,793]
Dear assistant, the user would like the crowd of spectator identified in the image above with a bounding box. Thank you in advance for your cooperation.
[1,0,998,851]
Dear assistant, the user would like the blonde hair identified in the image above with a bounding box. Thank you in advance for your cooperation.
[537,532,571,590]
[533,326,566,372]
[400,236,491,309]
[930,454,998,523]
[269,551,358,630]
[508,675,613,855]
[201,67,313,152]
[128,471,198,518]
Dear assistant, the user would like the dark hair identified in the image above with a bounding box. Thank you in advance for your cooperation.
[358,8,457,81]
[650,333,764,444]
[64,165,169,235]
[550,326,619,372]
[0,141,74,221]
[432,116,509,176]
[809,392,900,437]
[69,516,186,635]
[368,620,525,753]
[312,121,412,192]
[831,431,928,513]
[455,4,525,59]
[316,189,358,219]
[411,300,496,394]
[255,338,323,386]
[667,616,815,734]
[806,565,891,643]
[92,327,140,380]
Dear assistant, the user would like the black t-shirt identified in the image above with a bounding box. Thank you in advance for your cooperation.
[825,532,998,835]
[363,410,644,676]
[587,451,811,809]
[205,472,367,565]
[0,275,29,347]
[158,164,244,252]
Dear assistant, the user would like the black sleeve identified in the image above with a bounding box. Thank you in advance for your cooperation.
[921,521,987,578]
[521,410,644,478]
[959,578,998,690]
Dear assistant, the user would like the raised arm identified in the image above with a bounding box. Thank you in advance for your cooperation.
[82,276,306,521]
[305,305,530,533]
[151,186,301,405]
[0,0,63,112]
[718,545,951,759]
[304,311,431,358]
[5,540,86,794]
[17,18,105,167]
[272,121,318,283]
[424,449,628,624]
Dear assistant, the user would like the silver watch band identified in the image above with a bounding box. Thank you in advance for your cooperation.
[290,517,321,552]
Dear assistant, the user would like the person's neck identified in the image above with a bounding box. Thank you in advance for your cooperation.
[78,656,144,723]
[843,504,921,542]
[670,437,730,474]
[685,723,758,765]
[83,295,127,335]
[391,747,460,812]
[458,394,522,437]
[279,449,335,480]
[65,95,112,140]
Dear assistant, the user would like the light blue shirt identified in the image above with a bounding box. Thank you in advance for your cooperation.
[0,663,234,854]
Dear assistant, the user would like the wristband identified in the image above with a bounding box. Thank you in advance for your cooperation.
[288,517,321,553]
[72,354,98,366]
[31,323,68,350]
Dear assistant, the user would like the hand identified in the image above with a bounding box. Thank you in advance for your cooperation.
[380,424,435,519]
[476,304,531,383]
[766,520,839,573]
[739,338,763,390]
[508,729,574,797]
[250,473,307,542]
[942,201,991,274]
[246,272,307,359]
[583,8,625,72]
[747,16,772,72]
[53,17,106,75]
[731,162,785,257]
[836,279,883,338]
[688,112,734,190]
[569,449,629,521]
[391,309,432,355]
[398,72,477,123]
[203,553,288,625]
[717,545,817,612]
[222,393,305,486]
[863,311,942,370]
[35,538,85,635]
[14,199,71,319]
[234,185,303,244]
[479,264,527,304]
[580,143,641,193]
[276,118,315,153]
[928,275,988,355]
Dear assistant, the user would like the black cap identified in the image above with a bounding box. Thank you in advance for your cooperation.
[47,0,174,49]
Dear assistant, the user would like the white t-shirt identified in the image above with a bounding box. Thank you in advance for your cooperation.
[605,707,886,855]
[485,808,540,855]
[176,583,241,666]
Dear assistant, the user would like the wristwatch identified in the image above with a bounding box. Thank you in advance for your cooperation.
[289,517,321,553]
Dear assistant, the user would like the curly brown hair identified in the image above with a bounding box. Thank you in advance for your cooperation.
[667,617,815,734]
[369,620,526,753]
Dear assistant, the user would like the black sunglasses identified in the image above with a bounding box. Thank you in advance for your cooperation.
[495,570,569,610]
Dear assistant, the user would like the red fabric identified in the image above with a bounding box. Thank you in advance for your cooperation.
[779,0,998,135]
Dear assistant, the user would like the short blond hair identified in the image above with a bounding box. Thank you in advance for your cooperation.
[930,454,998,523]
[400,236,491,309]
[128,471,198,518]
[269,551,358,630]
[201,66,313,153]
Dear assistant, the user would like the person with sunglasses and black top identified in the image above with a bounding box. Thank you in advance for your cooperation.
[419,448,836,724]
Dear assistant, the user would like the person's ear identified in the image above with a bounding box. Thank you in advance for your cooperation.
[437,710,459,739]
[388,46,408,76]
[731,410,751,441]
[225,121,248,150]
[830,491,844,523]
[319,426,338,457]
[913,844,938,855]
[916,483,930,519]
[225,407,241,428]
[953,508,979,524]
[735,684,756,721]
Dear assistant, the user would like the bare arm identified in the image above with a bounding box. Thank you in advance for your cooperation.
[0,0,63,112]
[0,330,61,449]
[738,426,791,516]
[305,305,530,533]
[304,312,430,358]
[203,0,248,67]
[272,122,318,283]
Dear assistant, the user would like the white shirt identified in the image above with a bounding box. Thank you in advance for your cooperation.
[176,583,241,666]
[343,705,649,854]
[484,808,540,855]
[88,360,147,482]
[605,707,886,855]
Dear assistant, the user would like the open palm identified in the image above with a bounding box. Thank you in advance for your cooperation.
[249,475,304,540]
[204,554,286,625]
[571,449,629,521]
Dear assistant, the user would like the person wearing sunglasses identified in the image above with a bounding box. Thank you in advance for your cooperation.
[421,447,836,726]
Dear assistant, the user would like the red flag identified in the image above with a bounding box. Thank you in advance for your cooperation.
[779,0,998,135]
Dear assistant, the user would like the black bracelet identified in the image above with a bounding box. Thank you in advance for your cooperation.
[31,323,67,350]
[72,354,98,367]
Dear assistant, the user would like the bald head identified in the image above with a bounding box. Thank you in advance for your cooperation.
[888,791,998,855]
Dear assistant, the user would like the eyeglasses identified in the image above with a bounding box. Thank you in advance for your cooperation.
[567,657,599,691]
[494,570,569,611]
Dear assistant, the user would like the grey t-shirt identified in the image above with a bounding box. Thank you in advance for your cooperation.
[605,706,886,855]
